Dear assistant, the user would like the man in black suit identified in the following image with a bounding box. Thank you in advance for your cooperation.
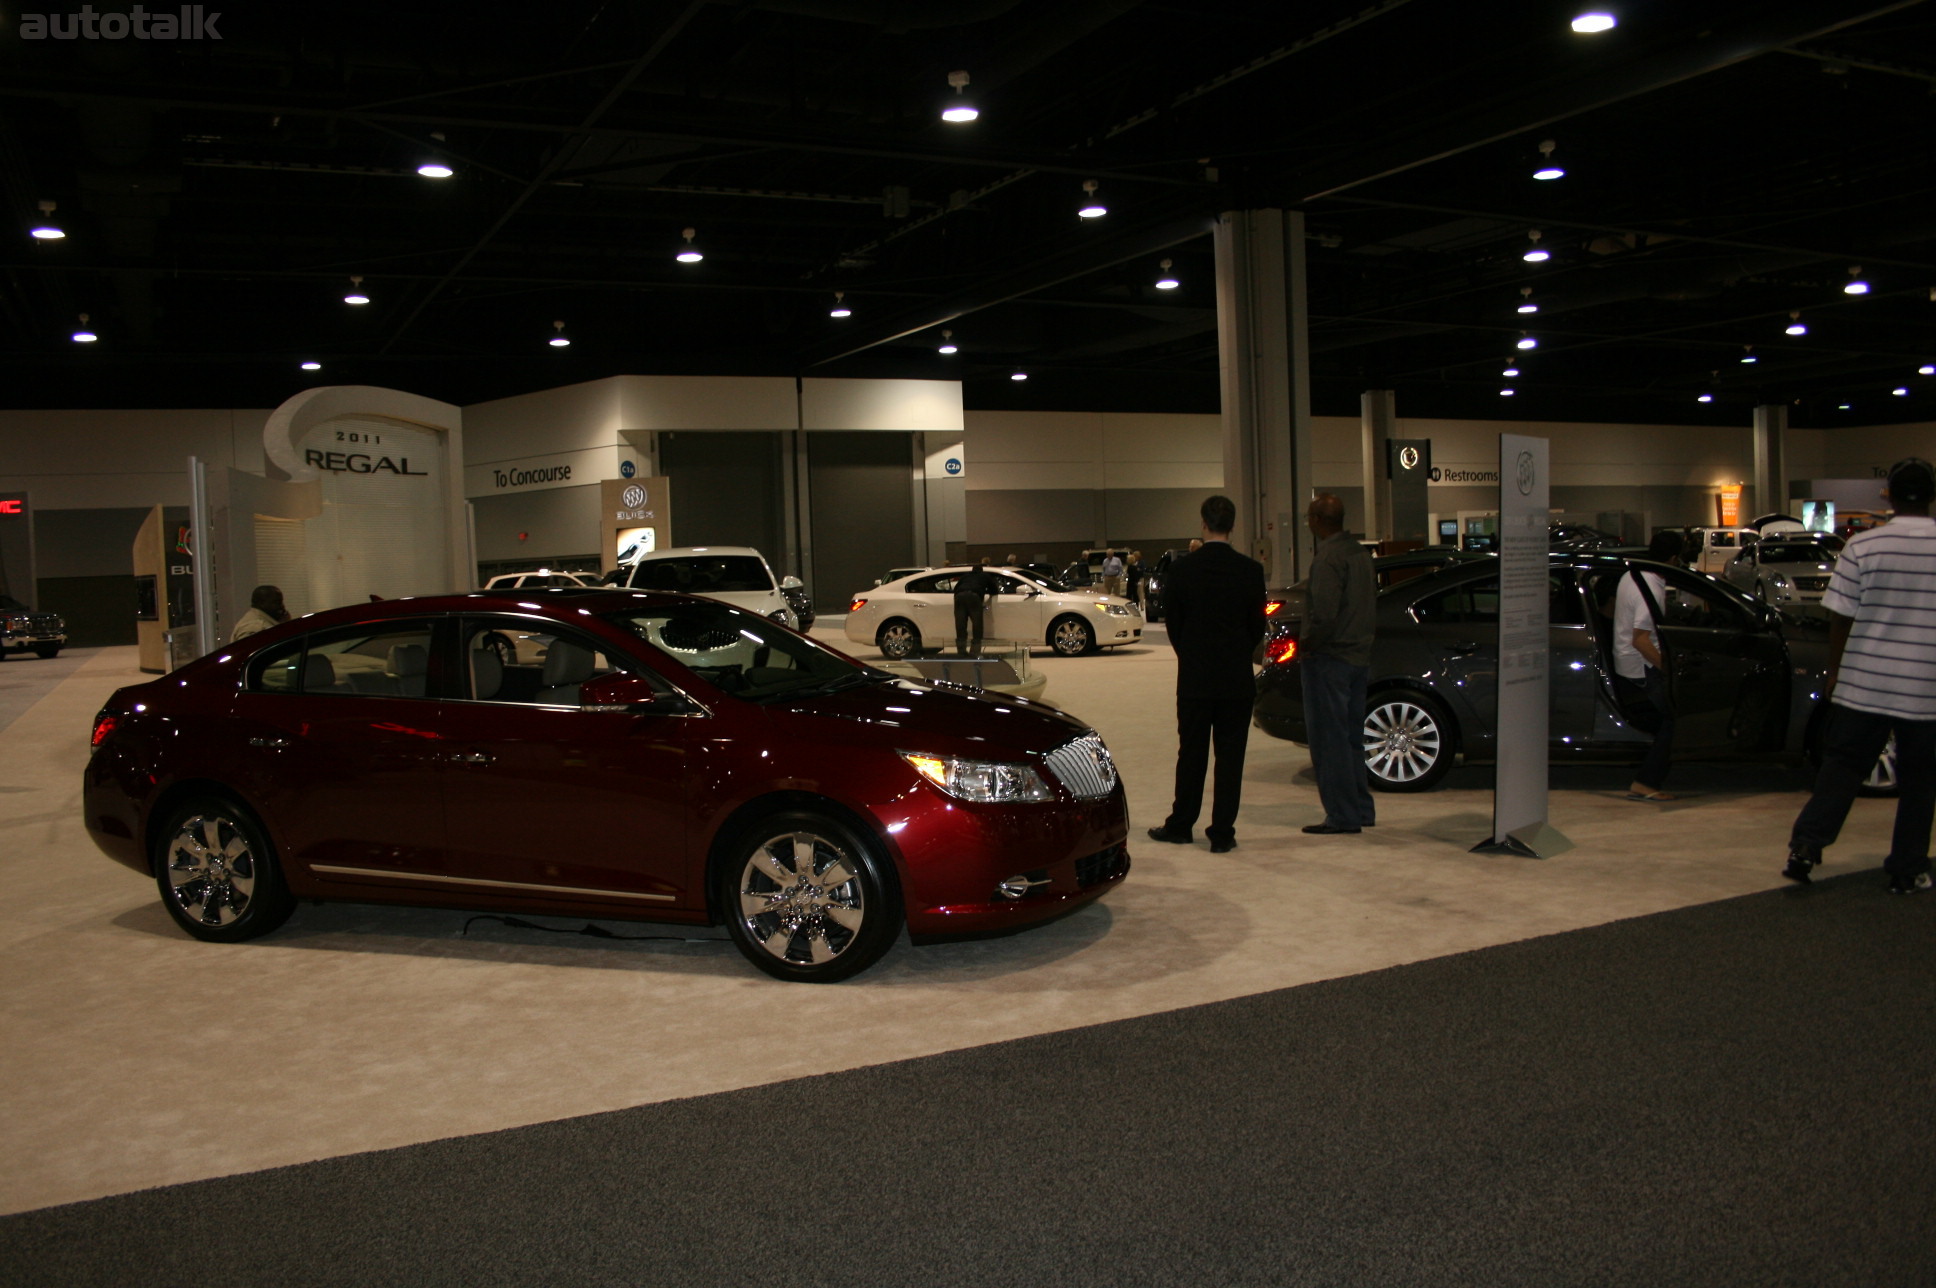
[1147,495,1267,853]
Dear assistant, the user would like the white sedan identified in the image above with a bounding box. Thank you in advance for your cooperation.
[846,567,1143,658]
[1723,535,1842,605]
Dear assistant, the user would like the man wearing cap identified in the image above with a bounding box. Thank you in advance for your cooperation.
[1783,457,1936,894]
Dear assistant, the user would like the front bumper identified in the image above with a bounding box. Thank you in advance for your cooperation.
[891,784,1130,938]
[2,628,65,654]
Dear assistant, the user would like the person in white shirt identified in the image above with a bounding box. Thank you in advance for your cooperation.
[1612,530,1687,801]
[1099,551,1124,599]
[229,584,289,643]
[1784,457,1936,894]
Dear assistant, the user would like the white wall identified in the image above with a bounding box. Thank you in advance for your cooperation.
[0,408,268,509]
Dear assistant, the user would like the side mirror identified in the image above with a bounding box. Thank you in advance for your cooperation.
[873,578,883,587]
[580,672,685,713]
[781,575,803,590]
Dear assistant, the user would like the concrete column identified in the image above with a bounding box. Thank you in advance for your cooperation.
[1361,389,1395,540]
[1753,404,1788,518]
[1214,209,1312,585]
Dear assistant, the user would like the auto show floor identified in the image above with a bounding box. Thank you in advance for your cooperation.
[0,631,1910,1217]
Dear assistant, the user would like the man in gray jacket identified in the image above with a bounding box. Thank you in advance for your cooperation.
[1301,494,1377,834]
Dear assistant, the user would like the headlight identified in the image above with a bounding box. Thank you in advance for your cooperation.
[903,751,1053,803]
[1102,603,1136,616]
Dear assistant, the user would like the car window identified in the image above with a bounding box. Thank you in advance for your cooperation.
[1657,571,1754,630]
[1759,542,1835,563]
[996,574,1035,594]
[905,573,956,593]
[608,599,872,702]
[461,618,631,704]
[627,555,774,593]
[1549,573,1585,625]
[249,620,438,698]
[1411,578,1500,624]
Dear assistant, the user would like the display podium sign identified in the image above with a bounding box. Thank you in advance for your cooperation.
[1474,434,1572,859]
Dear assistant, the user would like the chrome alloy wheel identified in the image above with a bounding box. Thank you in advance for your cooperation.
[1050,615,1094,656]
[736,830,867,967]
[163,812,260,928]
[1363,698,1444,786]
[1864,732,1899,795]
[877,620,919,660]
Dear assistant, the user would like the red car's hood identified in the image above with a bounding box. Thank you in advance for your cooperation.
[772,677,1093,758]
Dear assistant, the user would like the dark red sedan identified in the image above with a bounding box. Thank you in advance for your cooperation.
[83,589,1129,981]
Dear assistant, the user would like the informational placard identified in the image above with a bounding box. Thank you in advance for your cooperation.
[601,476,671,574]
[1477,434,1571,858]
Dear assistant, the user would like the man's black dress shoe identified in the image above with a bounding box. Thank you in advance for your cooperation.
[1209,838,1236,854]
[1301,823,1361,835]
[1146,826,1193,844]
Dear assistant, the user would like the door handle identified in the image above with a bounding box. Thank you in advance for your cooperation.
[248,736,290,749]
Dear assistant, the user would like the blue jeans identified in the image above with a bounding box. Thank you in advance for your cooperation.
[1791,705,1935,877]
[1303,651,1375,828]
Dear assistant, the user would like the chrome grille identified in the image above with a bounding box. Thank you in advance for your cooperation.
[1044,731,1118,800]
[1793,576,1830,592]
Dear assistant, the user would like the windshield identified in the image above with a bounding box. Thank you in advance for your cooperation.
[628,555,774,594]
[1761,540,1841,562]
[607,600,884,702]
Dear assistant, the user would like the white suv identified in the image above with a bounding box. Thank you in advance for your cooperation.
[616,546,797,628]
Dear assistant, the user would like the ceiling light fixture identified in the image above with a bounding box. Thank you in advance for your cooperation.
[1517,286,1538,315]
[1920,364,1935,375]
[1741,346,1757,364]
[71,313,96,343]
[937,329,958,355]
[343,274,369,305]
[1502,366,1521,377]
[676,227,703,263]
[1786,310,1808,337]
[829,291,851,318]
[1155,258,1179,290]
[1571,11,1617,34]
[1523,229,1550,263]
[1697,393,1713,404]
[1077,180,1107,219]
[1533,139,1563,181]
[548,320,570,348]
[1893,386,1910,396]
[1516,333,1538,350]
[1500,388,1516,397]
[1844,266,1870,296]
[30,200,64,240]
[942,70,978,123]
[300,361,322,371]
[1010,370,1028,381]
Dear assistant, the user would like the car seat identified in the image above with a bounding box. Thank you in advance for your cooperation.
[388,644,428,697]
[535,638,596,705]
[469,648,503,701]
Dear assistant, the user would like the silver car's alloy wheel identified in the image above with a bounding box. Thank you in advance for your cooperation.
[736,830,867,968]
[877,619,920,660]
[164,812,260,928]
[1363,697,1447,789]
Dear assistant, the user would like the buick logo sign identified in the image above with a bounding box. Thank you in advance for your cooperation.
[621,484,647,509]
[1398,446,1420,471]
[1516,451,1536,496]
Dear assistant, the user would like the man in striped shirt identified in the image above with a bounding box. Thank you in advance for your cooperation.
[1783,457,1936,893]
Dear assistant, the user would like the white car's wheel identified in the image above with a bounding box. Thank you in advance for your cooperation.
[877,618,922,660]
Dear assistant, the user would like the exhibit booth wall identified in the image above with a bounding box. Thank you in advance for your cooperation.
[461,375,966,611]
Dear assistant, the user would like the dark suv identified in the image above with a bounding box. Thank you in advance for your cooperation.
[1,594,65,659]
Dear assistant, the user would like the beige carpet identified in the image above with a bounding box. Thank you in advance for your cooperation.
[0,635,1896,1214]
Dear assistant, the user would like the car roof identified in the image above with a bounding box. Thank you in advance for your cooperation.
[628,545,765,560]
[242,588,707,639]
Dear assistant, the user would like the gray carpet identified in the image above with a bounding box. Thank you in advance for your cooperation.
[5,872,1932,1287]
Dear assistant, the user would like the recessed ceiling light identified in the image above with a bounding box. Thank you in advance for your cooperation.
[1077,179,1106,219]
[942,70,977,123]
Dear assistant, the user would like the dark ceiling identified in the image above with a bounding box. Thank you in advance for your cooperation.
[6,0,1936,429]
